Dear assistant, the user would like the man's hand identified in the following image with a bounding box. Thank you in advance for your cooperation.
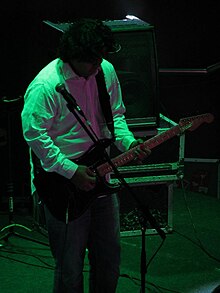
[70,165,96,191]
[129,138,151,163]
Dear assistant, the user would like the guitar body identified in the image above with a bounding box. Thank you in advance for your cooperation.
[34,139,121,221]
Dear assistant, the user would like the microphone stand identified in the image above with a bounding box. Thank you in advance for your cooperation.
[58,85,166,292]
[0,97,49,247]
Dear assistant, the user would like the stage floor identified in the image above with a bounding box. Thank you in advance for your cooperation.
[1,187,220,293]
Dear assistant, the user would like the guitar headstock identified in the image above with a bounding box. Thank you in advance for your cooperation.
[179,113,214,131]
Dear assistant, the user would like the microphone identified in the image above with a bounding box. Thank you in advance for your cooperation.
[55,83,83,114]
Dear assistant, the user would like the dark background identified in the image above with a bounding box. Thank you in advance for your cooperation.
[0,0,219,200]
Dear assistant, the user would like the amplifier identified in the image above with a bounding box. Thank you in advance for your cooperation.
[110,175,174,236]
[183,158,220,198]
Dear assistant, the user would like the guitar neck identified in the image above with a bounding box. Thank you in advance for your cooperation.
[97,124,182,177]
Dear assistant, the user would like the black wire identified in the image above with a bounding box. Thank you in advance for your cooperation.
[146,238,165,272]
[60,211,70,286]
[0,247,54,268]
[177,180,220,264]
[0,253,54,270]
[173,229,220,264]
[120,273,183,293]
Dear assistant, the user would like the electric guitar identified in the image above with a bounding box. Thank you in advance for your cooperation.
[34,113,214,220]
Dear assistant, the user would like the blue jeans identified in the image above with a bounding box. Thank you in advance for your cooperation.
[44,194,121,293]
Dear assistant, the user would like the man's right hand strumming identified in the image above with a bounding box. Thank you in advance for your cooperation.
[70,165,97,191]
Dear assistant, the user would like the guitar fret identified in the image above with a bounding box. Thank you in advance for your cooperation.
[97,151,135,176]
[147,126,179,149]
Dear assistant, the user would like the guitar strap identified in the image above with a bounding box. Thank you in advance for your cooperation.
[95,69,115,142]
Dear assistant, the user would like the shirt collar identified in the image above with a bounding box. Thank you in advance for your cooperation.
[58,58,101,81]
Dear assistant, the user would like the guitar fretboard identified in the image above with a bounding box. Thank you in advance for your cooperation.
[97,124,182,177]
[96,112,213,177]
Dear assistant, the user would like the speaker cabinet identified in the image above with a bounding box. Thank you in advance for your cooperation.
[104,19,159,128]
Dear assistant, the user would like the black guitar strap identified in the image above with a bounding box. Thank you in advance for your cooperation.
[95,69,115,142]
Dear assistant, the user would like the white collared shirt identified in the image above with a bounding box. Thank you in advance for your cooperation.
[21,58,136,193]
